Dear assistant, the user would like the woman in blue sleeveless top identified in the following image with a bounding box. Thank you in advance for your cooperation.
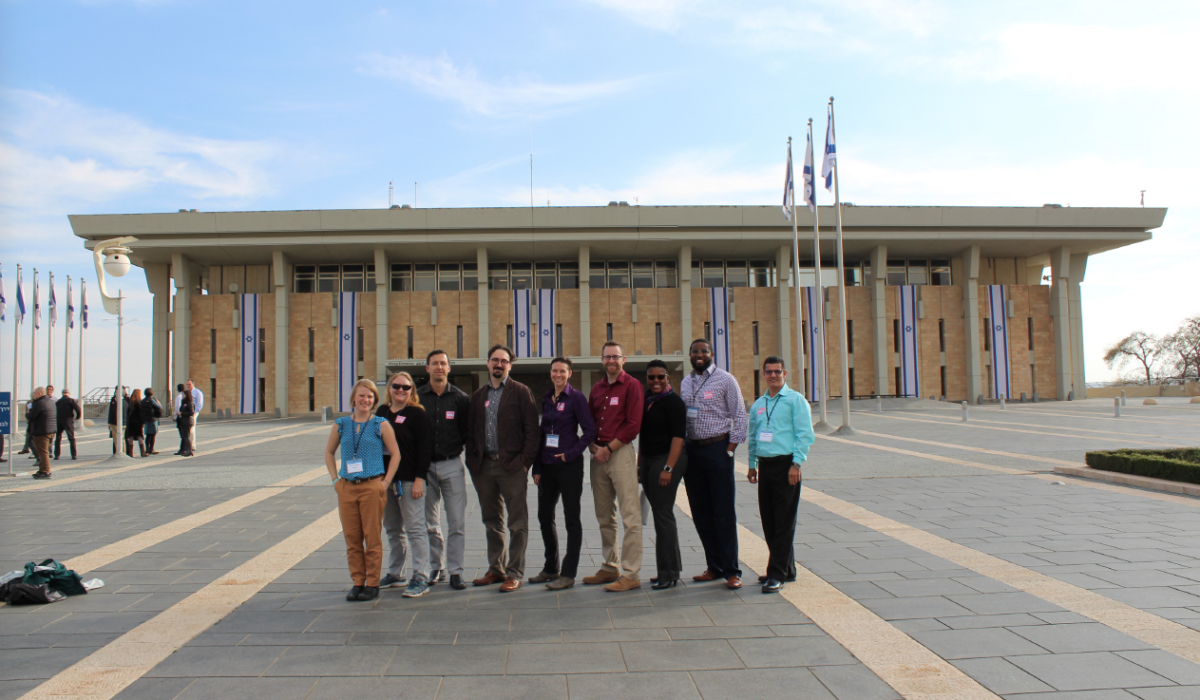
[324,378,400,601]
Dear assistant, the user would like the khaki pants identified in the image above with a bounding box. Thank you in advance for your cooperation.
[590,444,642,579]
[32,434,53,474]
[336,477,388,587]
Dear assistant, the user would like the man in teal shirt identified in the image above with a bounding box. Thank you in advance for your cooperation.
[748,355,815,593]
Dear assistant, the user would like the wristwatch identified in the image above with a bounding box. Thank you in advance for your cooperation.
[726,450,734,458]
[663,465,674,473]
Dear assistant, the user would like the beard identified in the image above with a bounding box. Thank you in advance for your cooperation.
[690,356,710,372]
[491,367,504,378]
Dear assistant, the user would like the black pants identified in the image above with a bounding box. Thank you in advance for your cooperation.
[683,441,741,578]
[177,417,194,455]
[640,451,688,581]
[757,455,801,582]
[537,457,584,578]
[54,424,76,459]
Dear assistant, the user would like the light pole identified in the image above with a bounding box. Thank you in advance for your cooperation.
[92,236,138,459]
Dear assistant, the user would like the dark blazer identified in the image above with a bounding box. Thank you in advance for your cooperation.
[56,396,82,428]
[465,377,540,474]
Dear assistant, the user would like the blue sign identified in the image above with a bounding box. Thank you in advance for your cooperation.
[0,391,10,435]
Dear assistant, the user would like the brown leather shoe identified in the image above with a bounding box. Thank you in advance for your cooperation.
[473,571,506,586]
[692,569,721,582]
[604,576,642,592]
[582,569,620,585]
[499,578,522,592]
[726,575,743,589]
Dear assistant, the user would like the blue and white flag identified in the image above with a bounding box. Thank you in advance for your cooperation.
[81,279,88,329]
[898,286,920,398]
[782,141,794,222]
[337,291,358,412]
[822,105,836,191]
[32,272,40,329]
[803,286,824,401]
[0,267,7,322]
[49,279,57,328]
[67,277,74,329]
[16,269,26,323]
[239,294,260,414]
[803,131,817,212]
[512,289,532,357]
[709,287,730,372]
[536,289,556,357]
[987,285,1011,400]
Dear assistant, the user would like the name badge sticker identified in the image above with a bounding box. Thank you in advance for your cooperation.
[759,431,774,443]
[703,391,714,400]
[485,400,490,408]
[546,434,560,448]
[757,406,765,415]
[686,406,699,420]
[346,460,364,474]
[557,403,565,411]
[609,396,619,406]
[445,410,455,419]
[395,415,406,424]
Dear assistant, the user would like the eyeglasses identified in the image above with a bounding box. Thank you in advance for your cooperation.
[602,354,625,361]
[391,384,413,391]
[488,358,511,365]
[646,374,669,381]
[689,348,712,356]
[762,369,784,376]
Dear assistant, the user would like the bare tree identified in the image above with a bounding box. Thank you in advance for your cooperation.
[1103,331,1160,384]
[1162,316,1200,381]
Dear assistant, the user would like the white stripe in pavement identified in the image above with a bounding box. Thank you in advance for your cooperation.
[850,430,1079,466]
[876,412,1170,446]
[816,433,1033,475]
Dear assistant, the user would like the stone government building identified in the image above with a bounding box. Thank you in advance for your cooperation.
[69,204,1165,416]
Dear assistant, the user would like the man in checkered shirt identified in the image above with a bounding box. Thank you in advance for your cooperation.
[680,337,749,589]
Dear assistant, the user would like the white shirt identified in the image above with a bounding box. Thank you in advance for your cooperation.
[175,388,205,414]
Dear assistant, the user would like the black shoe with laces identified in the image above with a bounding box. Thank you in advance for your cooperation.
[449,574,467,590]
[761,578,784,593]
[356,586,379,601]
[346,585,363,601]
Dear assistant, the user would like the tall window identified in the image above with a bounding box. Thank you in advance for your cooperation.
[752,321,760,355]
[894,367,901,396]
[1028,318,1035,350]
[210,329,217,363]
[507,324,513,347]
[750,260,772,287]
[462,263,479,291]
[931,260,952,286]
[893,319,901,353]
[210,378,217,409]
[357,327,364,361]
[414,263,436,291]
[456,325,464,359]
[886,260,906,286]
[308,377,315,411]
[308,328,314,362]
[390,263,412,291]
[439,263,460,291]
[317,265,340,292]
[725,260,748,287]
[489,263,510,290]
[606,323,613,341]
[365,264,377,292]
[907,260,929,286]
[704,321,711,339]
[702,261,724,288]
[589,262,606,289]
[940,367,946,398]
[294,265,315,293]
[510,263,532,290]
[535,262,557,289]
[407,327,414,359]
[558,262,579,289]
[341,264,365,292]
[259,377,266,413]
[607,261,629,289]
[938,319,946,352]
[846,320,855,354]
[259,328,266,363]
[983,318,991,351]
[847,368,855,397]
[632,261,654,289]
[655,261,677,288]
[556,324,563,353]
[656,322,663,355]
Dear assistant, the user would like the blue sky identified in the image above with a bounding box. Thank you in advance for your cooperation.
[2,0,1197,395]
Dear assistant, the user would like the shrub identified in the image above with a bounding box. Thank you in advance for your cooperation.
[1085,448,1200,485]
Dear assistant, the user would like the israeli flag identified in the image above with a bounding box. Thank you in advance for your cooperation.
[803,131,817,212]
[782,142,794,222]
[337,291,358,412]
[513,289,532,357]
[0,267,7,322]
[15,269,25,323]
[803,286,824,402]
[67,277,74,329]
[822,105,836,191]
[536,289,556,357]
[898,286,920,398]
[987,285,1011,400]
[81,279,88,329]
[32,273,40,329]
[709,287,730,372]
[239,294,259,414]
[49,280,57,327]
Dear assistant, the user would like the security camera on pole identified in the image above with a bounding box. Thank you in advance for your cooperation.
[92,236,138,461]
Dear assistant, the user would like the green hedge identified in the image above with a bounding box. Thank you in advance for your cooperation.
[1085,448,1200,485]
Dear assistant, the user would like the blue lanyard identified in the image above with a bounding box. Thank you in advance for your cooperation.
[688,370,714,406]
[349,418,369,459]
[764,392,783,428]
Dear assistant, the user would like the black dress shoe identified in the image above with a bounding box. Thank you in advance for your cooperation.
[449,574,467,590]
[758,575,768,584]
[346,585,363,601]
[761,578,784,594]
[651,578,680,590]
[356,586,379,601]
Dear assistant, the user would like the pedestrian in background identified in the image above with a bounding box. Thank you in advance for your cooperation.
[141,388,163,455]
[175,384,195,457]
[376,371,433,598]
[125,388,146,457]
[54,389,81,460]
[325,378,400,602]
[176,379,205,454]
[639,359,688,590]
[18,392,35,455]
[28,387,55,479]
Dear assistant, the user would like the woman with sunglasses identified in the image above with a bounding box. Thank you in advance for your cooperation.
[639,359,688,589]
[376,371,433,598]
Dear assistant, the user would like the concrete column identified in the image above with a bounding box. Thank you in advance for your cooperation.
[374,249,389,380]
[679,246,692,353]
[578,246,591,357]
[144,263,171,402]
[272,251,290,416]
[776,245,796,389]
[961,245,983,403]
[870,246,888,395]
[1068,252,1089,400]
[171,252,193,392]
[1049,246,1072,400]
[476,247,489,357]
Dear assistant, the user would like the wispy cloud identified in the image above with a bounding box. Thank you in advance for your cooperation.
[360,53,648,117]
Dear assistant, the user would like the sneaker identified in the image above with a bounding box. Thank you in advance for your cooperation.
[380,573,407,588]
[32,472,51,480]
[546,576,575,590]
[529,570,558,584]
[429,569,446,584]
[402,574,430,598]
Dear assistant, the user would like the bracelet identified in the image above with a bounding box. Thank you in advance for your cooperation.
[331,476,340,485]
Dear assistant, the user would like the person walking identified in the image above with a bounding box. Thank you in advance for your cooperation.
[27,387,55,479]
[175,384,195,457]
[748,356,814,593]
[325,378,400,602]
[141,388,164,455]
[377,371,433,598]
[639,359,688,590]
[584,341,645,592]
[125,388,147,457]
[682,338,749,590]
[464,344,540,593]
[530,357,596,591]
[416,350,472,590]
[54,389,82,460]
[175,379,204,454]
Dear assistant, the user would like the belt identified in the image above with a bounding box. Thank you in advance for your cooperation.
[344,474,384,484]
[484,452,502,461]
[757,454,793,466]
[688,433,730,447]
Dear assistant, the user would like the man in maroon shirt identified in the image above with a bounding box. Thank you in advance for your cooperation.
[585,341,645,591]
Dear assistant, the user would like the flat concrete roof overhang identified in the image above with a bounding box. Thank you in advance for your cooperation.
[69,204,1167,269]
[385,354,690,376]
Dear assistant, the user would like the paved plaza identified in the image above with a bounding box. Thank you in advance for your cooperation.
[2,398,1200,700]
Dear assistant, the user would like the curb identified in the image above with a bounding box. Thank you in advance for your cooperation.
[1054,465,1200,498]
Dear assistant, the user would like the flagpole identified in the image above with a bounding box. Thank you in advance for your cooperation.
[786,139,811,409]
[47,271,54,388]
[63,276,70,393]
[829,97,855,435]
[8,266,20,473]
[807,120,832,433]
[30,269,38,391]
[78,279,86,430]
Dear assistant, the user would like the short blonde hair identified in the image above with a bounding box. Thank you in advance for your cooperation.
[387,372,424,411]
[349,378,379,409]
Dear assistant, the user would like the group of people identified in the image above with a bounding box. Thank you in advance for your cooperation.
[105,379,204,458]
[14,385,82,478]
[326,338,815,602]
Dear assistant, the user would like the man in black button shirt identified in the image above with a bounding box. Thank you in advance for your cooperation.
[416,350,473,590]
[639,359,689,589]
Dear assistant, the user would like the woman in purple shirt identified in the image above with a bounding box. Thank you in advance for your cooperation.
[530,356,597,590]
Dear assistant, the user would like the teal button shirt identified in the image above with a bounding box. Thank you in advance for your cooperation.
[747,384,815,469]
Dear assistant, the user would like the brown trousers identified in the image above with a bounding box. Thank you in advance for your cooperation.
[32,434,53,474]
[336,478,388,587]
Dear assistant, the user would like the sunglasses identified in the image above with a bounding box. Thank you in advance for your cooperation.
[762,369,784,376]
[390,384,413,391]
[647,374,669,380]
